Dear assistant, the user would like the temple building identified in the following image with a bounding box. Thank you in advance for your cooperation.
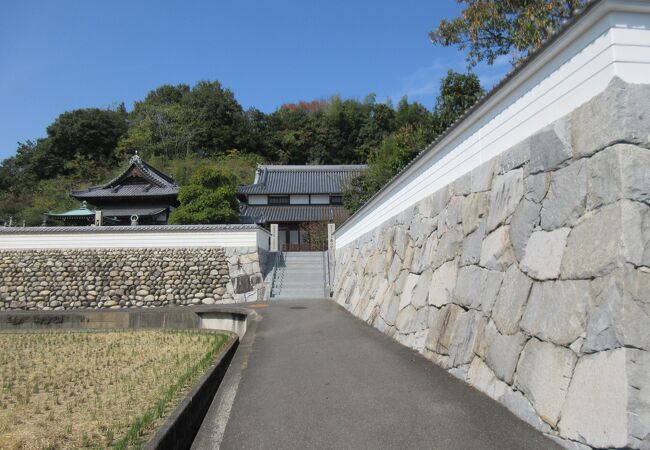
[237,165,366,250]
[70,154,179,226]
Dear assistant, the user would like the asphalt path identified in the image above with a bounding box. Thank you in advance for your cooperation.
[193,299,560,450]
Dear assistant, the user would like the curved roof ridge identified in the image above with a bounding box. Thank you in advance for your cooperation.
[100,155,178,189]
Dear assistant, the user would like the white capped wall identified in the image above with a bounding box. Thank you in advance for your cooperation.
[248,195,268,205]
[290,195,310,205]
[336,0,650,249]
[0,227,270,250]
[310,195,330,204]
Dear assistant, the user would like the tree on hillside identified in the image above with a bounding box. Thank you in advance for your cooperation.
[344,70,483,213]
[266,95,432,165]
[141,84,190,105]
[32,107,128,178]
[169,166,240,224]
[116,81,250,159]
[430,0,588,67]
[0,141,39,190]
[0,79,441,223]
[394,97,434,130]
[266,104,319,164]
[432,70,484,134]
[344,124,435,212]
[183,81,250,155]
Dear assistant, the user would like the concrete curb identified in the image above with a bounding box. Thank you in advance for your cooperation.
[144,334,240,450]
[0,304,255,332]
[191,309,263,449]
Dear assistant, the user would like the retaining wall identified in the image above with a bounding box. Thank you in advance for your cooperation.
[0,225,270,310]
[334,77,650,449]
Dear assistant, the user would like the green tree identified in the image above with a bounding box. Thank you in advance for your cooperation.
[430,0,588,67]
[265,94,431,165]
[183,81,250,155]
[344,125,435,212]
[344,71,483,213]
[0,141,39,190]
[266,104,320,164]
[117,81,250,160]
[32,108,128,178]
[169,166,240,224]
[394,97,434,130]
[432,70,484,134]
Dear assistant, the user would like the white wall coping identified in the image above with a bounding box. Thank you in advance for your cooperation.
[335,0,650,249]
[0,224,270,250]
[0,224,268,234]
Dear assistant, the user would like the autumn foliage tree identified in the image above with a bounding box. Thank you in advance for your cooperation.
[430,0,589,67]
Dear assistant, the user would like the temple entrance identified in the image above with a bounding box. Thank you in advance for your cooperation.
[278,223,327,252]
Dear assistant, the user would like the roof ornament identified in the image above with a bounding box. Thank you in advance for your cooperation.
[130,149,141,165]
[80,201,88,210]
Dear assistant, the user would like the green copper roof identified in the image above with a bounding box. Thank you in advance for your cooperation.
[46,201,95,218]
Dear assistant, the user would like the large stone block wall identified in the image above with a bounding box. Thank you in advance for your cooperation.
[0,247,266,311]
[334,78,650,450]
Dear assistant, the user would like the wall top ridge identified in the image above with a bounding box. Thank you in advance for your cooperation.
[335,0,650,249]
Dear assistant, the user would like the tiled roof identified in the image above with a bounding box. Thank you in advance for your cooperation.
[73,186,179,199]
[237,165,366,195]
[45,202,95,218]
[72,155,179,200]
[240,204,350,223]
[99,206,169,217]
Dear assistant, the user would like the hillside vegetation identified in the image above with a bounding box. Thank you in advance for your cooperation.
[0,71,483,225]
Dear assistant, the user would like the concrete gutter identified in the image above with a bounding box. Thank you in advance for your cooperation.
[191,309,262,449]
[144,334,240,450]
[0,304,256,337]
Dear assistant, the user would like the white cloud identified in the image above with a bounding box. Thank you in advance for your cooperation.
[474,54,512,89]
[385,54,512,106]
[387,58,464,104]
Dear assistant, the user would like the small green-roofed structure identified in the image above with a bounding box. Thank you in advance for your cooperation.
[44,201,96,226]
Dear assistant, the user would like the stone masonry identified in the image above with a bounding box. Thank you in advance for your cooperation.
[0,247,266,310]
[334,78,650,450]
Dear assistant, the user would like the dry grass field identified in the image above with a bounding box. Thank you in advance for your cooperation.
[0,329,230,450]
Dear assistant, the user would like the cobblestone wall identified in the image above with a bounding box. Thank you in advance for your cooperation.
[0,247,266,310]
[334,78,650,450]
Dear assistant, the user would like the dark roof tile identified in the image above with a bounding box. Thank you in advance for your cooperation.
[72,155,179,199]
[237,165,366,195]
[240,204,350,223]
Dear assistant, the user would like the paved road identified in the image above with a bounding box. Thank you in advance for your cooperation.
[193,299,560,450]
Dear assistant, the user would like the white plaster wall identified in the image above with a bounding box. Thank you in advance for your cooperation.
[310,195,330,204]
[290,195,309,205]
[256,228,270,251]
[248,195,268,205]
[336,2,650,249]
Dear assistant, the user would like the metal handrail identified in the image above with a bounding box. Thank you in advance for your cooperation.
[322,251,330,298]
[269,251,285,298]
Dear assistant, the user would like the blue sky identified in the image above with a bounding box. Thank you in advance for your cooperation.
[0,0,509,160]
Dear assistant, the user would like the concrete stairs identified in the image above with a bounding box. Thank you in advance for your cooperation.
[270,251,327,299]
